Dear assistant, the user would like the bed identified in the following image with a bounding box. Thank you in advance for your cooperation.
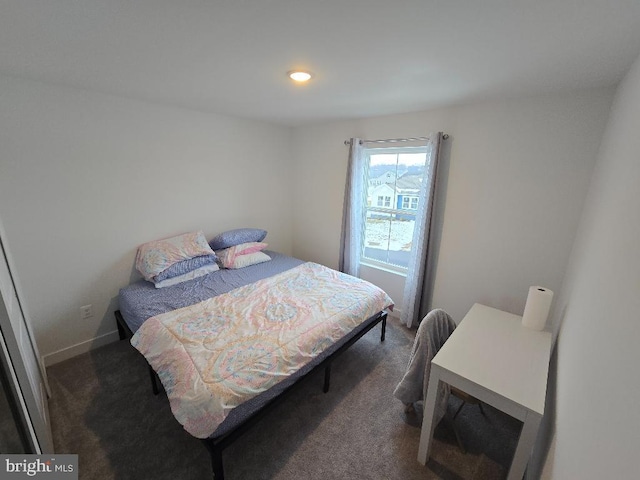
[115,232,393,480]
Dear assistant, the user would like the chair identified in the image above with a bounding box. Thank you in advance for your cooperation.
[451,386,485,421]
[394,308,484,453]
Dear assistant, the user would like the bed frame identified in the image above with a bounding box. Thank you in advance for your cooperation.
[115,308,387,480]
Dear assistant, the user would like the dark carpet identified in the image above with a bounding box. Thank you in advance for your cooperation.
[46,316,521,480]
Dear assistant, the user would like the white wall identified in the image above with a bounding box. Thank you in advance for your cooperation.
[291,89,613,322]
[0,75,292,363]
[542,52,640,479]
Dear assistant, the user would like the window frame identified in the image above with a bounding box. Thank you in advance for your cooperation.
[361,145,429,274]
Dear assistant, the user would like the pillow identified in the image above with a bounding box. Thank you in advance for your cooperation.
[135,231,215,281]
[221,251,271,269]
[209,228,267,250]
[215,242,268,268]
[153,254,218,283]
[154,263,220,289]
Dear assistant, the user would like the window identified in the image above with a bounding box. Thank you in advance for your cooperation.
[362,146,429,272]
[377,195,391,207]
[401,196,419,210]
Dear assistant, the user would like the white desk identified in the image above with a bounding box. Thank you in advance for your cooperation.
[417,303,552,480]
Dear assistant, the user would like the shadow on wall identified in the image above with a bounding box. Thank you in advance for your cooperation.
[88,252,141,353]
[526,303,566,479]
[90,295,120,344]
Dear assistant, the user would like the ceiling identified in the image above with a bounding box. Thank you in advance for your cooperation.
[2,1,640,126]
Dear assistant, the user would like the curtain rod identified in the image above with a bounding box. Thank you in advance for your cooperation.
[343,134,448,146]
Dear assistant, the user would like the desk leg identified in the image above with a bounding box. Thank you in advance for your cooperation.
[507,411,541,480]
[417,367,442,465]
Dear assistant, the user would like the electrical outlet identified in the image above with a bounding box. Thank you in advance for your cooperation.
[80,304,93,319]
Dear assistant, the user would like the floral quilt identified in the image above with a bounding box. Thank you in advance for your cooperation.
[131,262,394,438]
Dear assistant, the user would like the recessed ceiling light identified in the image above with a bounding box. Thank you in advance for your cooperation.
[288,70,312,83]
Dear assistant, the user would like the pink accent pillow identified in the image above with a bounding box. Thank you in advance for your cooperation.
[216,242,268,268]
[236,242,268,255]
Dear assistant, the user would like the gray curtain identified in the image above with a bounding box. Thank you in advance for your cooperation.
[400,133,443,328]
[339,138,367,276]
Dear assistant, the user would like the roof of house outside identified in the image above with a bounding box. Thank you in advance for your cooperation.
[370,171,397,184]
[396,174,422,193]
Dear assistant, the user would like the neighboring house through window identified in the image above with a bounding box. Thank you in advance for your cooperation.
[363,146,429,272]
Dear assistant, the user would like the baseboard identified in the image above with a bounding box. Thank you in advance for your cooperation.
[43,330,121,367]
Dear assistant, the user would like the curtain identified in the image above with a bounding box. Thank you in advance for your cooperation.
[338,138,367,276]
[400,132,443,328]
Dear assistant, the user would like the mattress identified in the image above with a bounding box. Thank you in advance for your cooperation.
[118,250,304,332]
[118,250,393,441]
[131,262,394,438]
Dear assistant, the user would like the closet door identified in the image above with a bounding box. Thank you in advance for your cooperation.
[0,231,53,453]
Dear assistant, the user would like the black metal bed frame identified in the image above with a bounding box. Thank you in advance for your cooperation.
[115,309,387,480]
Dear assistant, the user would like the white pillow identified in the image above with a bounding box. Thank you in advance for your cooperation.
[216,242,268,268]
[225,251,271,269]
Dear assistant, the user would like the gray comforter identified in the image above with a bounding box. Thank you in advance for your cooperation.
[393,308,456,424]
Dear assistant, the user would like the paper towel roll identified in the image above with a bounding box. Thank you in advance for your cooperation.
[522,286,553,331]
